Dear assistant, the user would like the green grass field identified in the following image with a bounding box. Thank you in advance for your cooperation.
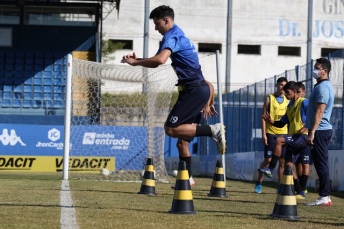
[0,172,344,229]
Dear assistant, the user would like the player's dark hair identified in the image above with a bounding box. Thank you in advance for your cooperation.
[315,58,331,74]
[283,81,299,91]
[277,77,288,84]
[149,5,174,20]
[297,82,305,91]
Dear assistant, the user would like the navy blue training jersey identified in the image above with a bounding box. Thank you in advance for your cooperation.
[156,24,204,85]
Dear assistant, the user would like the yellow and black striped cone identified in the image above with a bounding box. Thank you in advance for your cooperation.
[269,185,281,217]
[208,160,228,198]
[138,158,157,196]
[169,161,196,215]
[273,165,300,221]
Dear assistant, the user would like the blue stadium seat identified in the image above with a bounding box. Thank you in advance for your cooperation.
[0,65,3,71]
[34,85,43,93]
[44,71,53,78]
[3,92,12,99]
[4,71,13,78]
[25,65,34,71]
[25,51,34,58]
[3,85,12,92]
[0,51,5,57]
[54,78,63,85]
[54,93,63,100]
[5,64,14,70]
[53,101,63,109]
[44,78,52,85]
[54,59,63,65]
[25,58,34,65]
[15,58,24,64]
[0,57,4,64]
[35,52,44,58]
[14,70,24,78]
[6,51,15,57]
[24,92,32,99]
[54,86,63,93]
[44,65,53,71]
[32,100,42,109]
[13,92,22,99]
[33,92,42,100]
[13,78,22,85]
[44,86,52,92]
[6,57,14,64]
[54,65,63,72]
[2,100,11,108]
[12,100,21,108]
[34,78,42,85]
[54,71,63,79]
[34,64,43,71]
[44,93,52,100]
[45,52,53,58]
[24,85,33,92]
[24,78,33,85]
[24,71,33,78]
[34,71,43,78]
[4,78,13,85]
[35,58,44,64]
[16,51,25,57]
[13,85,22,93]
[23,100,32,108]
[44,100,52,108]
[15,64,24,71]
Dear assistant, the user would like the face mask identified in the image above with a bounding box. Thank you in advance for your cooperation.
[312,69,322,79]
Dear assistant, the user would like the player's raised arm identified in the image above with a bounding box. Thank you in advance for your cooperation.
[121,49,171,68]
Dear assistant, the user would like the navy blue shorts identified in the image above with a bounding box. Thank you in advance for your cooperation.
[264,133,287,158]
[284,134,310,163]
[292,146,313,164]
[165,81,210,128]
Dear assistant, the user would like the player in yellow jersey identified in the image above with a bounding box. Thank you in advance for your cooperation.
[254,77,288,194]
[260,81,309,198]
[295,82,312,194]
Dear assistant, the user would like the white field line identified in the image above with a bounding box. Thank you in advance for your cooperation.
[60,180,78,229]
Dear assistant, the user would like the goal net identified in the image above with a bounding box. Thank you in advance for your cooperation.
[63,55,177,183]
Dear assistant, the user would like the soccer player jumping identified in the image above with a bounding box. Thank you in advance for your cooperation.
[121,5,226,188]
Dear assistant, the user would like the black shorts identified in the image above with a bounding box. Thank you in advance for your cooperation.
[165,80,210,128]
[264,133,287,158]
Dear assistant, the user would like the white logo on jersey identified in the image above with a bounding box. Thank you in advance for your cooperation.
[0,129,26,146]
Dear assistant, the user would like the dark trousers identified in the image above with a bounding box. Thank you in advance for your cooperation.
[311,129,332,196]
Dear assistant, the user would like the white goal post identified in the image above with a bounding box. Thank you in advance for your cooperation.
[62,54,177,182]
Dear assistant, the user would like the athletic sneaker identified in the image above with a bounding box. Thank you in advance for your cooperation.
[254,184,262,193]
[305,196,332,206]
[211,123,226,155]
[258,167,273,178]
[295,191,306,199]
[171,176,195,190]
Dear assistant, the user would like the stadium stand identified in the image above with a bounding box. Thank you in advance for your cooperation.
[0,50,67,115]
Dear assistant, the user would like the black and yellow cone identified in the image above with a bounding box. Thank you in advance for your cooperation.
[208,160,228,198]
[169,161,196,215]
[138,158,157,196]
[273,165,300,221]
[269,185,281,217]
